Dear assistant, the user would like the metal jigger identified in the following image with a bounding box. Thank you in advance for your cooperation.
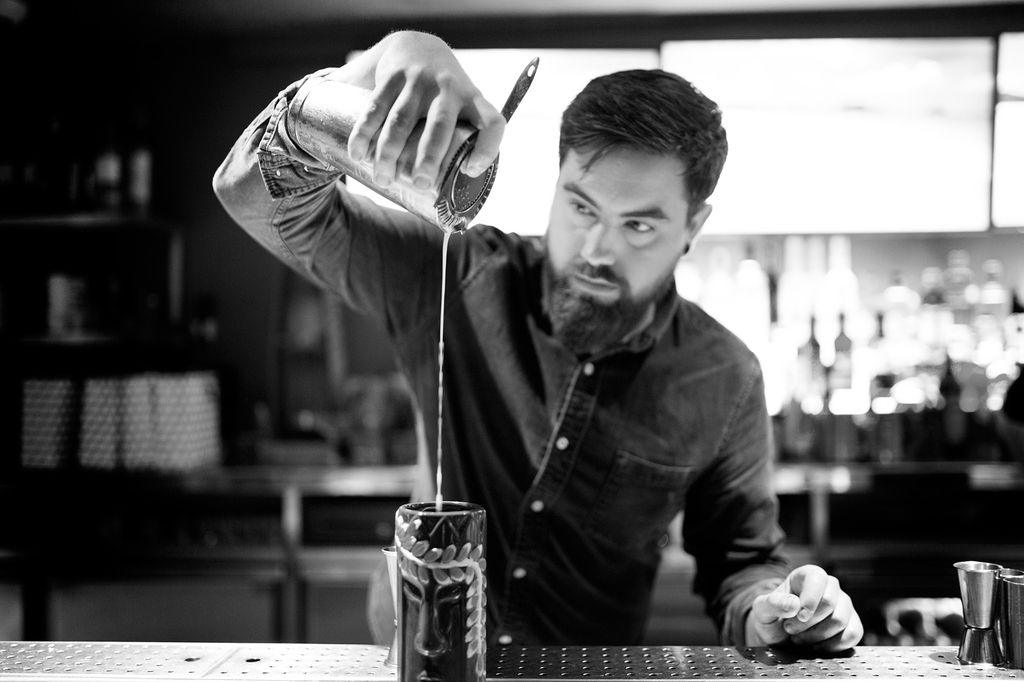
[955,561,1004,665]
[383,546,399,669]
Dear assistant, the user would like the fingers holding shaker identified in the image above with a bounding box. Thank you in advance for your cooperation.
[288,58,537,235]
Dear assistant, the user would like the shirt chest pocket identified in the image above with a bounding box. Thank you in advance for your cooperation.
[584,450,697,553]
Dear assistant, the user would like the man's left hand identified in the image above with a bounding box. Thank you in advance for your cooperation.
[745,564,864,652]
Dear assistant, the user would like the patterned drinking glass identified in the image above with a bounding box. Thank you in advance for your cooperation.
[395,501,487,682]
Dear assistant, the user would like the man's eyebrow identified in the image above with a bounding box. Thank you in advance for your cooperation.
[623,206,669,220]
[563,182,596,206]
[564,181,670,221]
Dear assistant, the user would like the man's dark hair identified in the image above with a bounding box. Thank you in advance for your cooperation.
[559,69,728,215]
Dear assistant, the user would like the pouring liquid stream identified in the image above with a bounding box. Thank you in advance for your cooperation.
[430,58,538,513]
[435,230,452,512]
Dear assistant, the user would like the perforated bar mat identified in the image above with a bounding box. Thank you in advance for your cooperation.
[490,646,1024,680]
[1,643,1022,681]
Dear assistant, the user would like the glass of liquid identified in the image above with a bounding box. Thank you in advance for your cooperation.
[395,501,487,682]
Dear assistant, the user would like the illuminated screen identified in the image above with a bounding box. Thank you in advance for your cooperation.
[661,38,995,234]
[994,32,1024,229]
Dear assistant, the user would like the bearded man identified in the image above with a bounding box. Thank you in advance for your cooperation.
[214,30,862,651]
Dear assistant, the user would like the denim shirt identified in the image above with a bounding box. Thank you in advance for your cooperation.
[213,74,792,647]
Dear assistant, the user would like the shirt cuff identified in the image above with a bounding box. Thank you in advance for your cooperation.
[723,576,786,647]
[256,70,343,199]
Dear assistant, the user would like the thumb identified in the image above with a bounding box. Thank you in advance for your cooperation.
[753,589,802,624]
[462,94,505,177]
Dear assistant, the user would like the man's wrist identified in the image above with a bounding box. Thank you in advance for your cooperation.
[742,599,781,648]
[744,611,764,647]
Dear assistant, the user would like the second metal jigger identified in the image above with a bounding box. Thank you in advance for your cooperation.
[955,561,1004,665]
[1001,573,1024,669]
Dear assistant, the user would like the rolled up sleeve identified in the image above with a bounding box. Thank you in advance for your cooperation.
[212,72,340,244]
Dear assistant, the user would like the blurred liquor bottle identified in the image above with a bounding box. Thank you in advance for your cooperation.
[880,271,922,378]
[776,235,813,348]
[93,123,123,210]
[0,122,14,211]
[978,259,1009,325]
[815,235,859,369]
[126,110,153,214]
[762,237,781,326]
[699,247,736,335]
[918,266,953,374]
[939,356,968,459]
[733,242,771,357]
[974,259,1009,367]
[782,315,828,461]
[828,312,856,462]
[944,249,978,328]
[830,312,853,393]
[1010,287,1024,360]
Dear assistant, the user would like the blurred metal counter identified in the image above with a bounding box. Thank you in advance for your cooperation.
[1,642,1022,681]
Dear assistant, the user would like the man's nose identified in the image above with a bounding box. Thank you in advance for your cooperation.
[579,221,615,266]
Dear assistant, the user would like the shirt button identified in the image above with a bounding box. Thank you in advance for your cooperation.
[583,362,595,376]
[555,436,569,451]
[530,499,545,513]
[498,634,513,645]
[275,169,282,177]
[512,567,527,579]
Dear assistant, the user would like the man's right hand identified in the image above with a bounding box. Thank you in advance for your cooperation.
[331,31,506,190]
[746,564,863,652]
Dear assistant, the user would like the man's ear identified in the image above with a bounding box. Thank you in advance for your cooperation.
[685,202,713,246]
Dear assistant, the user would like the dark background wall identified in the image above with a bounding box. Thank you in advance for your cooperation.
[3,2,1023,448]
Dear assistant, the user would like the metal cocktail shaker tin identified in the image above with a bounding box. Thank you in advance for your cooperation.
[289,59,538,234]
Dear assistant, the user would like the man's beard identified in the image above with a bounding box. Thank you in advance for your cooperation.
[542,259,672,357]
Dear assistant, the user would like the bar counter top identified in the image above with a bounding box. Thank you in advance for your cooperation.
[0,642,1021,682]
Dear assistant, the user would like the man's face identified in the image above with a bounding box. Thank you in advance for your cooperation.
[543,147,710,355]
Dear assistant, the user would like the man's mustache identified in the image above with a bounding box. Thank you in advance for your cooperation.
[573,262,622,286]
